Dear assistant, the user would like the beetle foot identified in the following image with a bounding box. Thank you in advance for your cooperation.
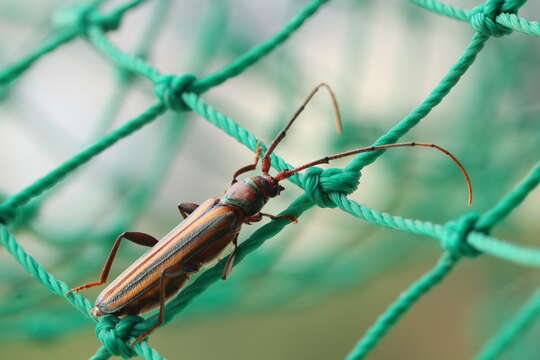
[260,213,297,224]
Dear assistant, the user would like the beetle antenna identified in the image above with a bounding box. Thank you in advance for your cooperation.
[274,142,473,205]
[261,83,342,175]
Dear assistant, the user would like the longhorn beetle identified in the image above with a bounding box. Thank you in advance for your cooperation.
[67,83,473,345]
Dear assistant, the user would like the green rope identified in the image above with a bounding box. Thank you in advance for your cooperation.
[496,13,540,37]
[0,0,539,358]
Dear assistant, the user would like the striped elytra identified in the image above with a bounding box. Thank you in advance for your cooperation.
[93,198,241,316]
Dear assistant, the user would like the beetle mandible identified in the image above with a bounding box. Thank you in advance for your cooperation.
[67,83,473,345]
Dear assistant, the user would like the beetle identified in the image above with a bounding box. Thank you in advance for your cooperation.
[66,83,473,345]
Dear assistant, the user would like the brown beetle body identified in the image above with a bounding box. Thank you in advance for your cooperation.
[92,175,282,319]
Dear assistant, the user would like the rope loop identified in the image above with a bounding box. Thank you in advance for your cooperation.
[154,74,197,111]
[0,204,17,224]
[442,212,481,258]
[95,315,143,358]
[302,167,361,208]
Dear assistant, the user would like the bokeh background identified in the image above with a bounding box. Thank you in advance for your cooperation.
[0,0,539,359]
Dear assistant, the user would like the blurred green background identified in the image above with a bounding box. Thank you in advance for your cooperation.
[0,0,539,359]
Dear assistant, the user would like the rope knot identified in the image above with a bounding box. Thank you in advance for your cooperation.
[302,167,360,208]
[0,204,17,224]
[96,315,143,358]
[469,0,525,37]
[442,212,481,258]
[154,74,197,111]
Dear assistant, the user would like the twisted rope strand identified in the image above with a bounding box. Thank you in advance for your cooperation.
[496,13,540,37]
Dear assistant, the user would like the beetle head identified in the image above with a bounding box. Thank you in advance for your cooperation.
[254,175,285,198]
[221,176,284,216]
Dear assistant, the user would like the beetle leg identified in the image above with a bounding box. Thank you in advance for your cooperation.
[244,212,263,225]
[131,263,193,346]
[260,212,298,224]
[178,202,199,219]
[222,234,239,280]
[231,143,262,184]
[66,232,159,295]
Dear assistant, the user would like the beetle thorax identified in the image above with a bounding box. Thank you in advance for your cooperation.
[220,176,279,216]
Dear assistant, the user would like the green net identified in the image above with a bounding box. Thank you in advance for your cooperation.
[0,0,539,359]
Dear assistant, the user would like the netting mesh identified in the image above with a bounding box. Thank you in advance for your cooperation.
[0,0,539,359]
